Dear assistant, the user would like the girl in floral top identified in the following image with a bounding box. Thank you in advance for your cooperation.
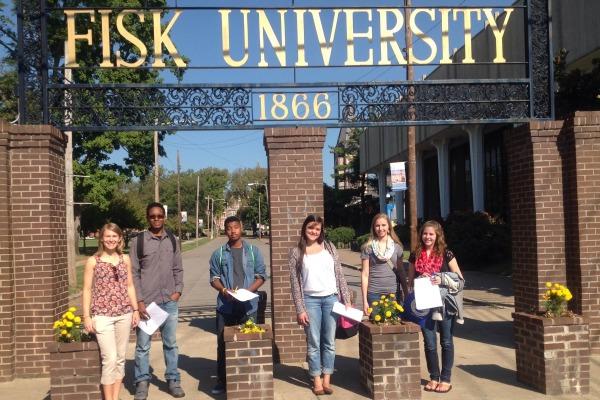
[82,223,139,400]
[408,220,464,394]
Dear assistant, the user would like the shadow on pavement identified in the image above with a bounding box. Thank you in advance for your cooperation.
[178,354,219,399]
[188,316,217,334]
[274,363,311,390]
[453,317,514,349]
[334,354,370,396]
[457,364,529,389]
[123,361,170,396]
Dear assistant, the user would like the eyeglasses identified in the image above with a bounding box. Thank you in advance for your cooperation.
[148,214,165,220]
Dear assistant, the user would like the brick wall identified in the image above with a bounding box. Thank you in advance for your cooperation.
[0,121,68,380]
[570,112,600,354]
[48,341,102,400]
[263,127,326,363]
[513,312,590,395]
[506,114,600,354]
[359,321,421,400]
[505,120,568,313]
[223,325,273,399]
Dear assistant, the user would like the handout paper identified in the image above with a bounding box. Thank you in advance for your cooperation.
[227,288,259,302]
[137,302,169,335]
[332,301,364,322]
[414,277,443,310]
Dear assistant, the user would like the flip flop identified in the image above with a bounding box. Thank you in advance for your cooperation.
[435,382,452,393]
[423,381,439,392]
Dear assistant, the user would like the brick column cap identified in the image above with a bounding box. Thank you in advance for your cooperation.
[360,320,421,334]
[48,341,100,354]
[223,324,273,342]
[512,311,589,327]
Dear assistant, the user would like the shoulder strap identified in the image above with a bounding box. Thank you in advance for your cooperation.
[136,232,144,260]
[165,229,177,253]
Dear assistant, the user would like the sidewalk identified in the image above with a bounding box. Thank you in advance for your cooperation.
[1,246,598,399]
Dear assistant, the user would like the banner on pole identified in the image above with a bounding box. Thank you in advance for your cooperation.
[390,162,407,191]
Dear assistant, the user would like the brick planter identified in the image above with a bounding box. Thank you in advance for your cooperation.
[223,324,274,400]
[359,321,421,400]
[513,312,590,395]
[48,341,102,400]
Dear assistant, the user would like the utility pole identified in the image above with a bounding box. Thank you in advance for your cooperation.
[154,130,159,201]
[257,193,262,239]
[195,175,200,243]
[405,0,418,249]
[205,196,213,239]
[64,44,76,287]
[176,150,182,245]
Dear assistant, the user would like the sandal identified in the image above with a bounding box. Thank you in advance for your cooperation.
[312,387,325,396]
[435,382,452,393]
[424,380,439,392]
[323,386,334,395]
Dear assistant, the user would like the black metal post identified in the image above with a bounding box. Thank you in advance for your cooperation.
[40,0,49,124]
[16,0,27,123]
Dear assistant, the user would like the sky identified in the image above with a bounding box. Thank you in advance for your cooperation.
[1,0,517,185]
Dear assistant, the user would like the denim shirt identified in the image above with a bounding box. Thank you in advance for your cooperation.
[209,241,267,315]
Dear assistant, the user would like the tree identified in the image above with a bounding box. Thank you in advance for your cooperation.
[0,1,17,121]
[228,166,268,230]
[554,48,600,118]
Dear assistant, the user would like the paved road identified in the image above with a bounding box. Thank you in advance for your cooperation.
[1,239,598,399]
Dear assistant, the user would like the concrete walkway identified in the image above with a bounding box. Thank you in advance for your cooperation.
[1,241,598,399]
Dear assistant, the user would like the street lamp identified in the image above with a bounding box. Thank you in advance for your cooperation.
[247,181,268,239]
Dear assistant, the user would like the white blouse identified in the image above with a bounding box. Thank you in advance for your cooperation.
[301,249,337,296]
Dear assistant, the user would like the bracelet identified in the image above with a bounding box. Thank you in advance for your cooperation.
[221,288,228,295]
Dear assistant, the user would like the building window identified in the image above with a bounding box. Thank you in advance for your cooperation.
[484,130,507,218]
[449,141,473,213]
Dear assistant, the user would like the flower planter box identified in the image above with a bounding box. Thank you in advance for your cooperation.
[223,324,273,400]
[48,341,102,400]
[359,321,421,400]
[513,312,590,395]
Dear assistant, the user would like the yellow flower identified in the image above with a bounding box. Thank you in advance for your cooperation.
[245,320,253,326]
[380,295,386,300]
[389,293,395,298]
[374,315,381,322]
[385,311,392,318]
[66,334,71,338]
[395,304,404,312]
[553,283,560,289]
[68,307,77,313]
[65,312,74,321]
[53,321,60,329]
[545,282,552,288]
[546,290,551,296]
[65,321,73,328]
[60,330,67,336]
[74,317,81,324]
[372,301,379,306]
[62,319,68,325]
[367,308,373,314]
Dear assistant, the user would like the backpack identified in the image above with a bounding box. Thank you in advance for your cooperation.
[136,229,177,260]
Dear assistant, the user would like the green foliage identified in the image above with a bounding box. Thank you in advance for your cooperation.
[326,226,356,247]
[442,211,511,268]
[229,167,268,229]
[353,233,370,250]
[554,48,600,118]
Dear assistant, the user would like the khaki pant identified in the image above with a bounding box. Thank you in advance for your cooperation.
[93,313,133,385]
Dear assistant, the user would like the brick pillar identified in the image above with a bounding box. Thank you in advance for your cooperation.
[0,121,68,379]
[359,321,421,400]
[48,341,102,400]
[224,325,274,399]
[505,121,568,313]
[263,127,326,363]
[570,112,600,354]
[0,120,15,381]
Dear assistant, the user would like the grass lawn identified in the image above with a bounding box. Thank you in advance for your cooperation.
[70,236,211,294]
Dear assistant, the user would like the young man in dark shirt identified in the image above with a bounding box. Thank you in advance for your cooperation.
[130,202,185,400]
[208,216,266,394]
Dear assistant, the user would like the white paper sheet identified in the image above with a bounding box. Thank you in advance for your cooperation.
[227,288,259,302]
[332,301,364,322]
[414,277,443,310]
[137,302,169,335]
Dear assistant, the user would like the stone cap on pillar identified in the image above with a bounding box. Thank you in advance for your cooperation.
[512,311,589,327]
[264,127,326,150]
[223,324,273,342]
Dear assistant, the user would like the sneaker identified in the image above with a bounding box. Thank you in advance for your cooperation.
[134,381,149,400]
[168,379,186,398]
[211,382,226,395]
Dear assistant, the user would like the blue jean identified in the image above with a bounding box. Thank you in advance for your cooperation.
[304,294,338,377]
[135,301,180,383]
[421,313,455,383]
